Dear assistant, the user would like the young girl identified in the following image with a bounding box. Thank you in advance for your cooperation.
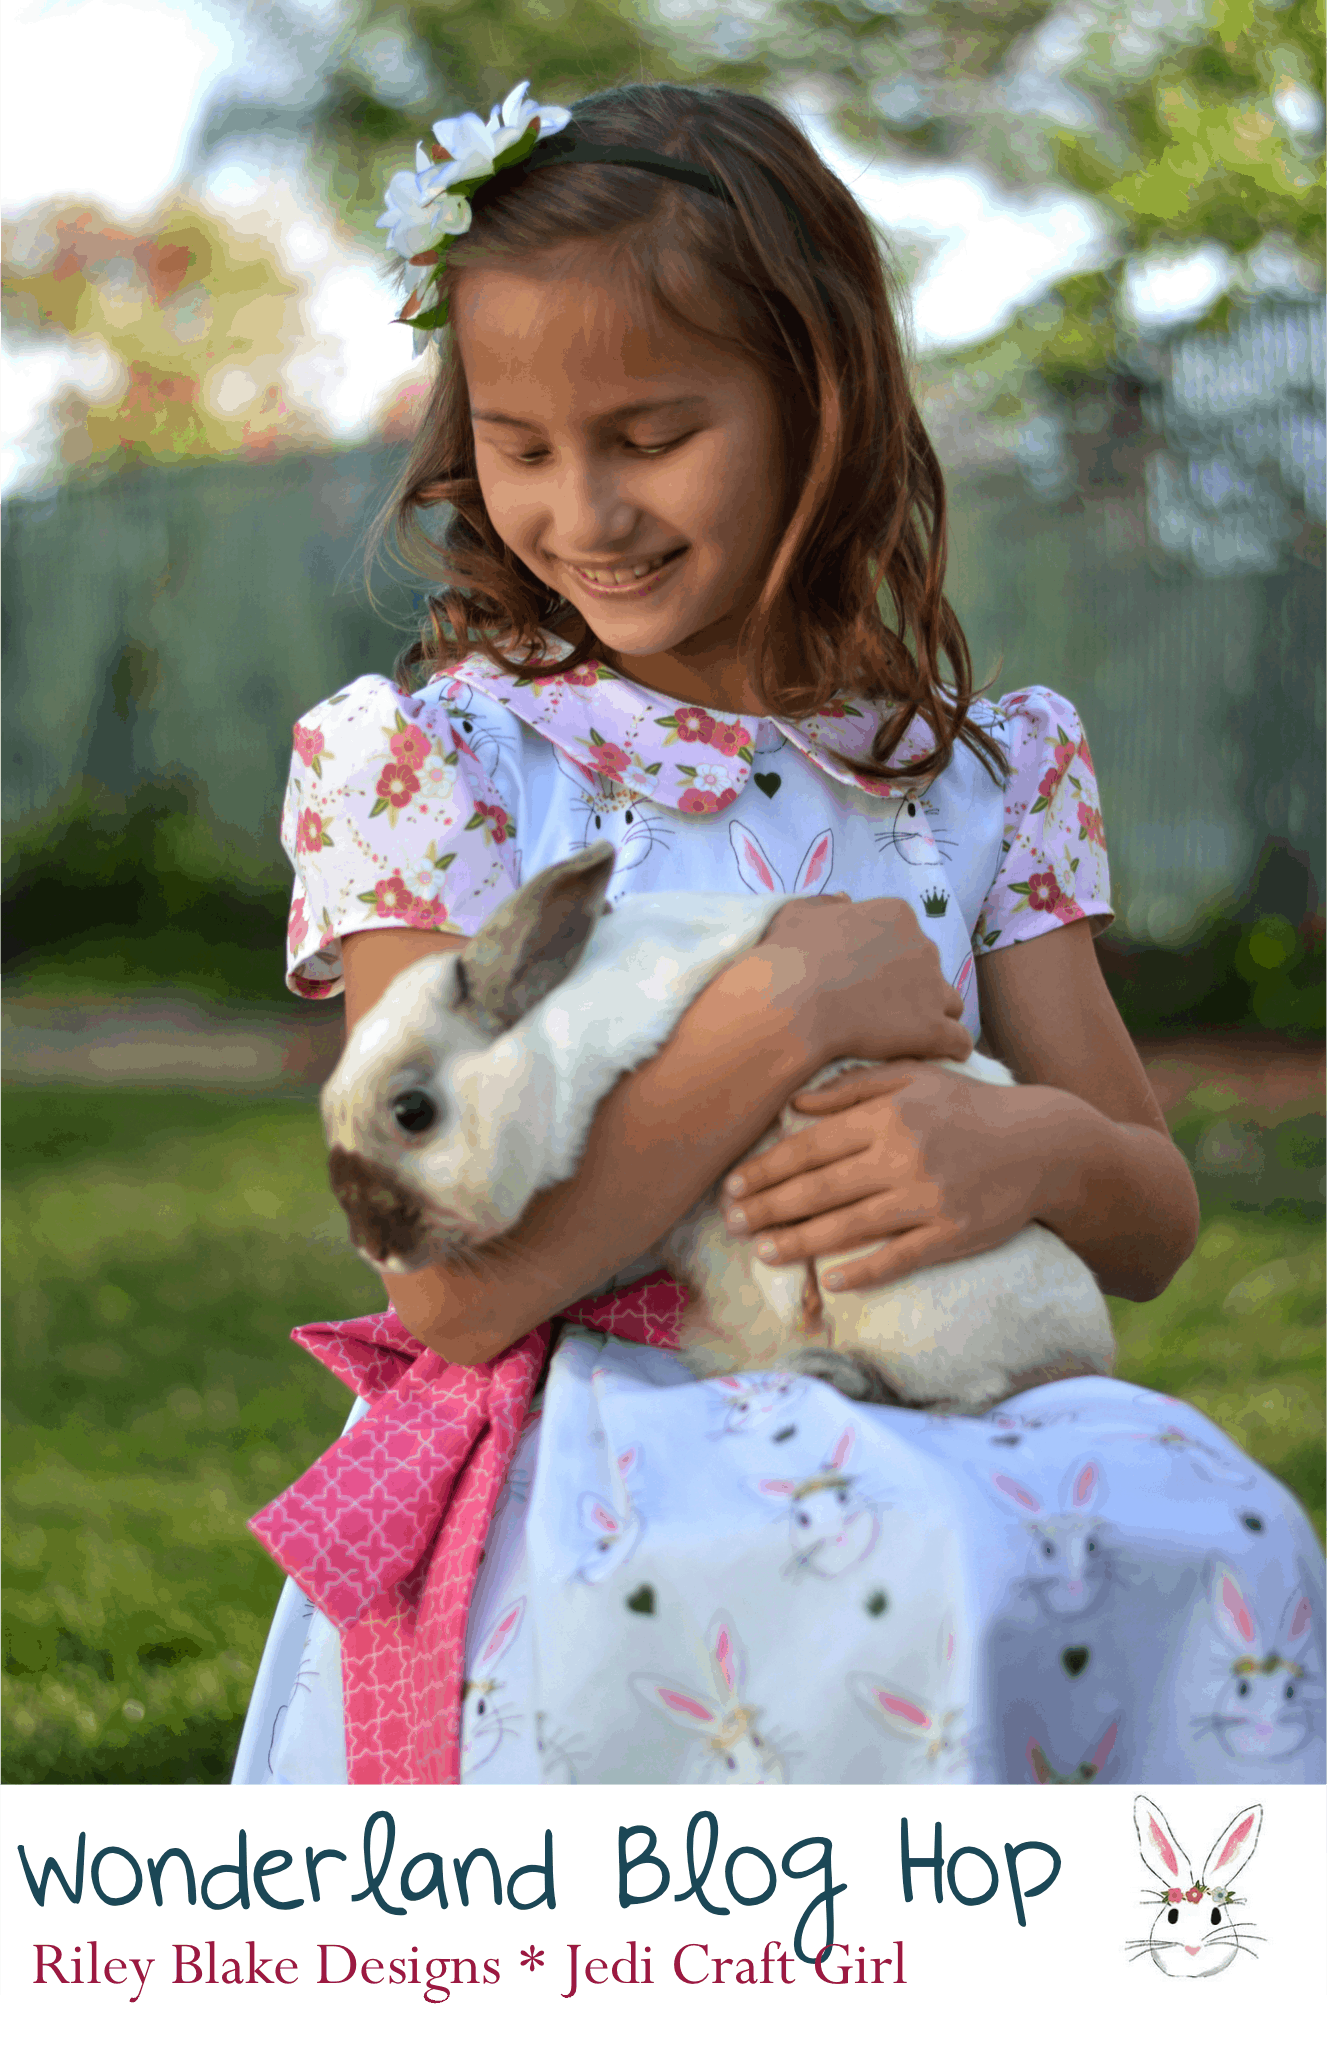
[232,81,1323,1788]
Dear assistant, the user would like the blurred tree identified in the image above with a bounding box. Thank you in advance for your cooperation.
[1,200,322,473]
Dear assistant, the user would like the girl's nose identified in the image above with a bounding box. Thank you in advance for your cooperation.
[546,459,636,556]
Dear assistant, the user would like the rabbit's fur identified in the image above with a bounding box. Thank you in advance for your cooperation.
[323,844,1115,1414]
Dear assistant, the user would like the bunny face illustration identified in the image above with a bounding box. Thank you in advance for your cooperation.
[708,1371,806,1437]
[460,1597,526,1773]
[553,746,673,882]
[753,1425,883,1579]
[632,1613,788,1784]
[1198,1564,1314,1762]
[577,1446,644,1585]
[443,681,514,781]
[729,819,834,896]
[850,1615,966,1776]
[991,1461,1113,1617]
[1128,1797,1263,1978]
[873,795,953,869]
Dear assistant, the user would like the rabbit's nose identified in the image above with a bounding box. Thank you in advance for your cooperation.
[1254,1719,1274,1738]
[1184,1946,1200,1957]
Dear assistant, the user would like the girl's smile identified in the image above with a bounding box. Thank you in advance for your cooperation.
[453,262,787,709]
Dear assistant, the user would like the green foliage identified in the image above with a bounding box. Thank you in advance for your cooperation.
[2,1073,1320,1782]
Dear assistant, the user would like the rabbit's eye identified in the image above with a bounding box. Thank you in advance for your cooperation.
[836,1488,849,1505]
[797,1512,811,1528]
[475,1699,486,1717]
[593,816,603,831]
[1042,1541,1056,1558]
[1167,1908,1179,1926]
[1284,1682,1295,1699]
[751,1733,762,1747]
[1086,1538,1097,1554]
[907,802,917,817]
[1237,1679,1250,1697]
[392,1089,438,1136]
[1210,1908,1221,1926]
[624,810,634,825]
[726,1756,737,1772]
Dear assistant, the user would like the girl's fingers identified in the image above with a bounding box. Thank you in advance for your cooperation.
[723,1116,873,1202]
[790,1066,922,1113]
[819,1223,957,1294]
[726,1156,903,1237]
[742,1193,936,1267]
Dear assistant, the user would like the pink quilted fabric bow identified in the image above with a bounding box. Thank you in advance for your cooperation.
[249,1272,689,1784]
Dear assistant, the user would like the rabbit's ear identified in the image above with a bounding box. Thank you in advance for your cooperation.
[477,1596,525,1673]
[828,1425,856,1473]
[1278,1584,1312,1652]
[1089,1721,1119,1775]
[1210,1561,1261,1656]
[552,742,599,789]
[1201,1805,1262,1889]
[754,1478,798,1499]
[616,1445,641,1485]
[709,1613,744,1696]
[992,1472,1042,1514]
[1133,1796,1191,1888]
[632,1676,719,1729]
[936,1612,957,1672]
[728,819,784,893]
[851,1675,934,1741]
[454,842,615,1034]
[794,829,834,894]
[580,1495,621,1536]
[1068,1458,1103,1510]
[1027,1739,1055,1785]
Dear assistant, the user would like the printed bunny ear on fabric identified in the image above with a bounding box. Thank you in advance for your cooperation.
[580,1494,622,1536]
[709,1612,745,1698]
[793,828,835,893]
[1278,1583,1313,1651]
[477,1596,525,1673]
[992,1472,1042,1514]
[1209,1560,1262,1655]
[1066,1457,1104,1510]
[828,1425,856,1473]
[1133,1795,1192,1888]
[631,1675,720,1729]
[1201,1805,1262,1889]
[728,820,784,893]
[850,1674,934,1740]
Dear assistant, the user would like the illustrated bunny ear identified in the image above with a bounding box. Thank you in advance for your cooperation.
[729,819,784,893]
[617,1446,641,1484]
[631,1675,719,1730]
[850,1674,934,1741]
[936,1613,956,1672]
[551,742,600,790]
[1202,1805,1262,1888]
[1133,1796,1192,1888]
[1209,1561,1261,1656]
[953,954,974,1003]
[1027,1739,1054,1785]
[477,1596,525,1673]
[580,1494,621,1536]
[1068,1459,1103,1510]
[1089,1721,1119,1775]
[754,1477,798,1500]
[709,1613,745,1697]
[828,1425,856,1473]
[1278,1584,1312,1651]
[794,829,834,894]
[992,1472,1042,1514]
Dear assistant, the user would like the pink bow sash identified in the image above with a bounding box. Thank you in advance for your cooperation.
[249,1272,690,1784]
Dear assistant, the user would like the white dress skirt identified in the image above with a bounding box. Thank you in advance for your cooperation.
[233,1331,1325,1787]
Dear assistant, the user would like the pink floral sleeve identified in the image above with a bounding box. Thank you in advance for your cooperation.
[280,674,519,999]
[972,688,1112,955]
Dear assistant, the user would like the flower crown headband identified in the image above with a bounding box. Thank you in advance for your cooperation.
[378,79,819,350]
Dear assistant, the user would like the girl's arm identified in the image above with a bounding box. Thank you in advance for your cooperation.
[340,896,973,1363]
[721,918,1200,1303]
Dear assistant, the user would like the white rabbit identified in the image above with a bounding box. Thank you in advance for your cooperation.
[707,1370,807,1438]
[577,1445,644,1585]
[1195,1561,1315,1763]
[460,1596,525,1773]
[990,1459,1114,1617]
[849,1613,966,1775]
[751,1423,885,1579]
[1127,1796,1264,1978]
[728,819,835,896]
[631,1611,789,1784]
[323,843,1115,1414]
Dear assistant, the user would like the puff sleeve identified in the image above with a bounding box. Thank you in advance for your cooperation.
[972,687,1113,955]
[279,673,520,999]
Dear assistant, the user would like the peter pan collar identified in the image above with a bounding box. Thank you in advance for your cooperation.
[429,648,939,813]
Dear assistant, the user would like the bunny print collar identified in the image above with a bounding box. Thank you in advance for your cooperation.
[433,648,941,813]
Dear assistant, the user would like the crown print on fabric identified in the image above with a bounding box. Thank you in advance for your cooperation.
[922,887,950,918]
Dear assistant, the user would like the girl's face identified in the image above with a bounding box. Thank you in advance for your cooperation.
[454,260,787,690]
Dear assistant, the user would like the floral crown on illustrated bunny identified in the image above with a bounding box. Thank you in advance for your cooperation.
[377,79,818,349]
[1149,1880,1240,1907]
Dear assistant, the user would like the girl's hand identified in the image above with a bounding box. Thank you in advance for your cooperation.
[761,895,973,1068]
[722,1062,1061,1292]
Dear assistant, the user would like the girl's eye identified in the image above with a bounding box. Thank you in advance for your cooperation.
[1167,1908,1179,1925]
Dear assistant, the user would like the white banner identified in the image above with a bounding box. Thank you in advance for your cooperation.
[3,1782,1323,2041]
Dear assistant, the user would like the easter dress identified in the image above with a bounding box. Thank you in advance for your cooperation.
[231,650,1325,1788]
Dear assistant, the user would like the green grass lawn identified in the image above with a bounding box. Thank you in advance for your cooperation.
[3,1075,1323,1784]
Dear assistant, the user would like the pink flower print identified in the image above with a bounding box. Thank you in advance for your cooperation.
[296,807,330,854]
[467,799,513,846]
[1077,799,1105,848]
[587,739,631,779]
[679,787,733,815]
[1025,870,1063,914]
[293,722,327,772]
[1077,734,1095,775]
[373,761,420,818]
[404,894,447,929]
[372,872,416,918]
[390,723,430,767]
[671,705,716,745]
[709,718,752,759]
[287,896,309,952]
[854,772,904,797]
[1036,738,1077,802]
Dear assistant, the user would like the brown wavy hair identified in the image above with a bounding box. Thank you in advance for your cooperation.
[375,83,1005,785]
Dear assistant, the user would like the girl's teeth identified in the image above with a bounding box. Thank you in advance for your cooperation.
[578,555,669,586]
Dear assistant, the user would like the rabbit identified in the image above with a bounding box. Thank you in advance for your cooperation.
[751,1423,886,1579]
[873,794,957,868]
[989,1460,1114,1617]
[728,819,835,896]
[1126,1796,1264,1977]
[1194,1561,1315,1763]
[322,842,1116,1415]
[630,1611,790,1784]
[576,1445,644,1586]
[553,744,674,883]
[460,1595,526,1774]
[707,1370,808,1438]
[849,1614,967,1775]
